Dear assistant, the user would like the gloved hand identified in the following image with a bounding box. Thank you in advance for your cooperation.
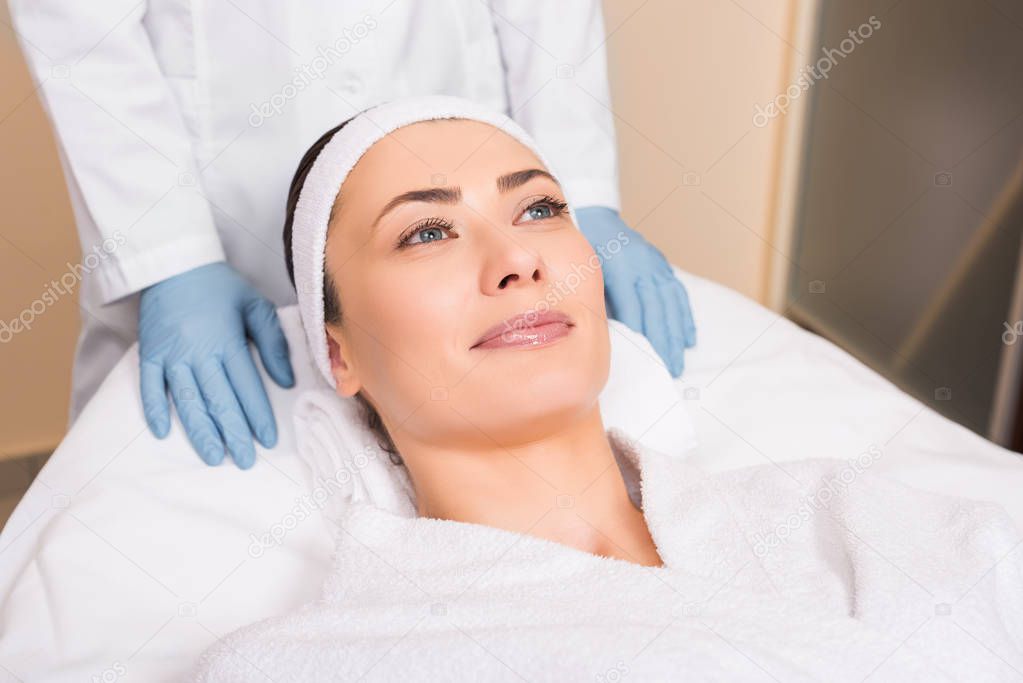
[575,206,697,377]
[139,262,295,469]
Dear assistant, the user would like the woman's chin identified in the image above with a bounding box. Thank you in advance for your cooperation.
[459,324,608,398]
[468,343,601,392]
[459,395,600,447]
[457,366,601,430]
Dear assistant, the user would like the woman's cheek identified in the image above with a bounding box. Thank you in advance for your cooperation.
[369,262,466,347]
[558,235,607,310]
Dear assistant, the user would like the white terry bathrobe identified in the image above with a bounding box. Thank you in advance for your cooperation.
[192,391,1023,682]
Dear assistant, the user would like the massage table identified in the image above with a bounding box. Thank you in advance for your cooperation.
[1,269,1021,682]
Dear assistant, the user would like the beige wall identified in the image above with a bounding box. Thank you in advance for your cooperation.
[0,0,797,458]
[606,0,796,302]
[0,1,80,459]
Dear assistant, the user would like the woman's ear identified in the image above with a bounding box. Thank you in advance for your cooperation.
[326,326,361,397]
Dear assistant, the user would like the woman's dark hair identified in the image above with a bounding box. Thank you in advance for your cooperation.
[283,118,403,466]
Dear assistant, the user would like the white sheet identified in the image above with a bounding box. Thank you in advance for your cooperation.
[2,268,1022,682]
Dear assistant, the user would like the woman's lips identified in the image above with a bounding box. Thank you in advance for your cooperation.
[471,310,574,350]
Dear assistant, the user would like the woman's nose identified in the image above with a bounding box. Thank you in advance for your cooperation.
[479,237,547,296]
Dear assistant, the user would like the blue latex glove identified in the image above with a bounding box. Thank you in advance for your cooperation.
[575,206,697,377]
[139,262,295,469]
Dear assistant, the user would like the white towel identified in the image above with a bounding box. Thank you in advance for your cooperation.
[194,394,1023,681]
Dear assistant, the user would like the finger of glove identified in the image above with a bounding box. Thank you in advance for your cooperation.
[604,271,644,334]
[167,365,226,466]
[244,298,295,388]
[196,360,257,469]
[654,273,688,377]
[140,359,170,438]
[672,276,698,348]
[224,346,278,449]
[636,278,678,376]
[650,256,696,347]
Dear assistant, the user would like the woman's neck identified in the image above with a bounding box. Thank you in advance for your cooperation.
[397,407,663,567]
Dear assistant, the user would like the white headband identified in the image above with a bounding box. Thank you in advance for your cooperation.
[291,95,568,388]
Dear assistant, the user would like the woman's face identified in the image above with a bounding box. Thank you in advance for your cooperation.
[324,118,609,450]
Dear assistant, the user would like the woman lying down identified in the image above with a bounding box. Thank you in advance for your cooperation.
[194,96,1023,681]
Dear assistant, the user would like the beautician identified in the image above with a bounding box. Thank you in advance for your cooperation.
[11,1,696,468]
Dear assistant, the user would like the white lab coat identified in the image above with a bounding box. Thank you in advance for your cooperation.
[9,0,621,420]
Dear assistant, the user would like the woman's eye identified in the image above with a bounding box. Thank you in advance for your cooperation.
[398,222,454,248]
[409,226,446,244]
[518,197,568,223]
[524,204,554,220]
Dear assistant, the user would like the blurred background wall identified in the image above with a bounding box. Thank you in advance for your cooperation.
[607,0,796,304]
[0,0,80,460]
[0,0,801,462]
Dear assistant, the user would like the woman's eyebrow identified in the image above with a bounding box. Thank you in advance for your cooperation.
[496,168,557,193]
[373,187,461,227]
[371,169,556,227]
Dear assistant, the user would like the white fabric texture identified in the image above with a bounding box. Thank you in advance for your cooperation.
[291,94,568,389]
[3,270,1023,682]
[192,403,1023,681]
